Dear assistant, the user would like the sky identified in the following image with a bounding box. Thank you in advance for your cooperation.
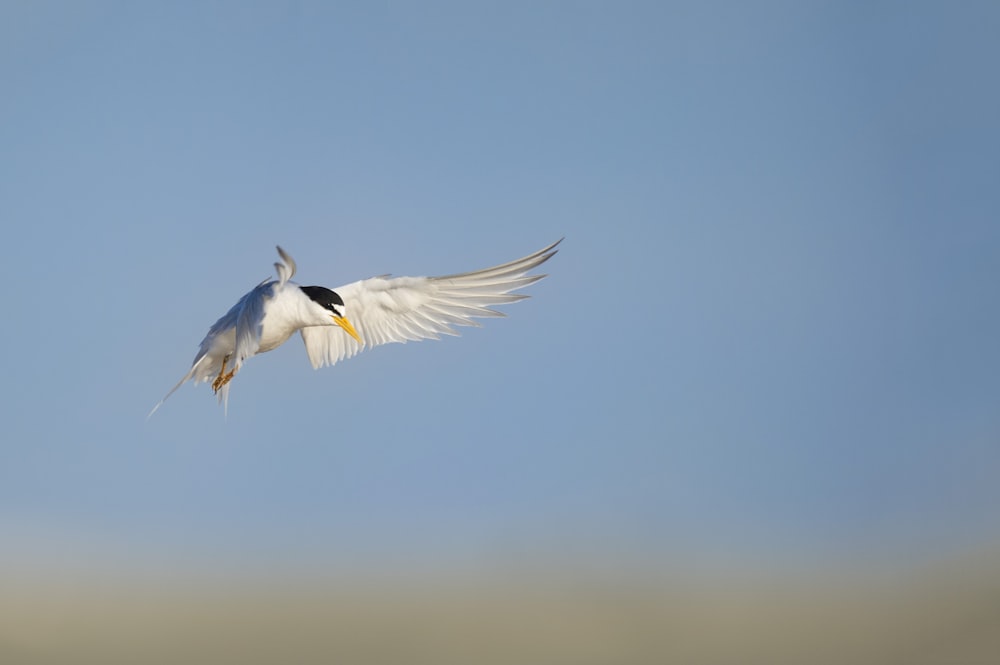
[1,1,999,579]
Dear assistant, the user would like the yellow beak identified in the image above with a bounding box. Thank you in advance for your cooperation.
[333,315,363,345]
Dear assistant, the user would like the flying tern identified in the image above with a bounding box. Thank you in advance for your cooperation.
[149,239,561,416]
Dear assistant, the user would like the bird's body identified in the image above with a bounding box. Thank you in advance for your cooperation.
[150,239,560,416]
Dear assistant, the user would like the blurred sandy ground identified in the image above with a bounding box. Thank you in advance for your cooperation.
[2,549,999,665]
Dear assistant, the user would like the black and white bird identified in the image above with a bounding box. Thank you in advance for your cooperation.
[149,239,561,416]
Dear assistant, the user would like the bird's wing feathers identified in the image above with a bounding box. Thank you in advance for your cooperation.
[232,246,293,366]
[232,282,272,369]
[299,239,561,369]
[275,246,296,285]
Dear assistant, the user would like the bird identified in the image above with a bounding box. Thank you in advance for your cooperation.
[149,239,561,416]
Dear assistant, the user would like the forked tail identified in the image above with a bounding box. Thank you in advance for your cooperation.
[146,355,210,419]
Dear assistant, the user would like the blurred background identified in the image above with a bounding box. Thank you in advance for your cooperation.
[2,1,999,663]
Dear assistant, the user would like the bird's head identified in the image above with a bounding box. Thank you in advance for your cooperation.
[299,285,363,344]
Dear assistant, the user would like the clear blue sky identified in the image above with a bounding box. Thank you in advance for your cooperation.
[2,1,998,576]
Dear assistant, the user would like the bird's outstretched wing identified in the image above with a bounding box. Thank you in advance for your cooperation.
[299,239,561,369]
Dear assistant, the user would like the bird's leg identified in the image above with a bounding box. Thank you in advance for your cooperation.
[212,354,236,393]
[211,355,229,392]
[216,367,236,392]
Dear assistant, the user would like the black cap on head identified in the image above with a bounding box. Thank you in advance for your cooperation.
[300,285,345,313]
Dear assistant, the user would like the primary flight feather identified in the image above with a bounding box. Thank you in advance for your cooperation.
[149,239,561,416]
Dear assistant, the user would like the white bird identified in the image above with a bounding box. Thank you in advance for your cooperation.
[149,239,561,416]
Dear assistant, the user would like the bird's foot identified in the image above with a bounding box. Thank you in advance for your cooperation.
[213,369,236,393]
[212,355,235,393]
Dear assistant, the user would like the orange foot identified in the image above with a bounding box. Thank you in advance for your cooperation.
[212,355,236,393]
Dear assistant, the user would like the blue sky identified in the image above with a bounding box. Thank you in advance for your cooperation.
[2,1,999,576]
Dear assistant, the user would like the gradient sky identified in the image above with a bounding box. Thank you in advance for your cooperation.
[2,1,999,576]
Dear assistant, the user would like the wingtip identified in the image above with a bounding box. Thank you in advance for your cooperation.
[274,245,298,284]
[534,238,563,262]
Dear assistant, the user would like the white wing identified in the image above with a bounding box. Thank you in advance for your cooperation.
[233,246,295,369]
[232,283,270,368]
[274,245,296,286]
[299,239,561,369]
